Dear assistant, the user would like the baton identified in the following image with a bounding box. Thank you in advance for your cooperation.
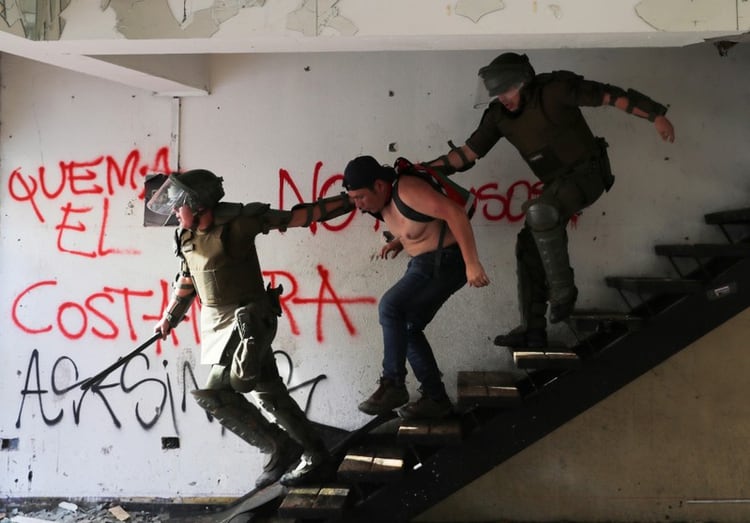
[80,333,162,391]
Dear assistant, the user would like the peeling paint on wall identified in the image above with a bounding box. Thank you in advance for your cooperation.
[286,0,356,37]
[105,0,266,39]
[0,0,70,40]
[547,3,562,19]
[162,0,266,28]
[106,0,217,39]
[455,0,505,23]
[1,0,268,41]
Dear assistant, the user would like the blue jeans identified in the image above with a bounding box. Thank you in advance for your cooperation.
[378,243,467,400]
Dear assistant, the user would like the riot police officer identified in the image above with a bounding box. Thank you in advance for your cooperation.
[148,169,353,487]
[428,52,675,348]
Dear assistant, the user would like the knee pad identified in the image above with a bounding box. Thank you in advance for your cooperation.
[525,202,560,232]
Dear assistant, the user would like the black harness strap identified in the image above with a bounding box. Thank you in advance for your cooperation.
[392,179,448,278]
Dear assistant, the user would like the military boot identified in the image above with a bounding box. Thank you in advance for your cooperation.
[279,446,333,487]
[512,228,549,344]
[255,437,303,489]
[191,389,300,488]
[531,225,577,323]
[493,326,548,348]
[549,284,578,324]
[255,383,333,486]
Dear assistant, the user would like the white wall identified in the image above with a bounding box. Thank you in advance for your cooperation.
[1,43,749,503]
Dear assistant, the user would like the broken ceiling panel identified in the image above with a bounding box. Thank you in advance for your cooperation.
[454,0,506,23]
[287,0,356,37]
[739,0,750,31]
[635,0,738,32]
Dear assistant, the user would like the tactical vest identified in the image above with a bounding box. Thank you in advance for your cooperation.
[176,205,268,307]
[498,72,598,183]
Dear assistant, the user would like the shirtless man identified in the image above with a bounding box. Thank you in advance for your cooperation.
[343,155,490,419]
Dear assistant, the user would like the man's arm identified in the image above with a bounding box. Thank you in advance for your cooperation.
[397,176,489,288]
[602,88,675,143]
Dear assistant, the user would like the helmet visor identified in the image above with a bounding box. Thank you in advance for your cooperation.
[473,77,525,109]
[146,177,191,216]
[473,75,492,109]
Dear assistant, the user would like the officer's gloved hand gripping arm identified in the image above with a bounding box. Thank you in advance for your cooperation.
[602,87,675,143]
[425,142,479,177]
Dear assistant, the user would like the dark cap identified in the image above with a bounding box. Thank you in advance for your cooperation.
[343,156,396,190]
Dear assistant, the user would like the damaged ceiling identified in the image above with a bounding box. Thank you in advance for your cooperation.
[0,0,746,96]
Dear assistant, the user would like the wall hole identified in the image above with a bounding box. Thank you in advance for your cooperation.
[1,438,19,450]
[161,437,180,450]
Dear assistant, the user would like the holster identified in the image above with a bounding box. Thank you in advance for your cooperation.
[594,137,615,192]
[266,283,283,317]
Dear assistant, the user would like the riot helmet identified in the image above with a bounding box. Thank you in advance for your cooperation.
[474,52,535,108]
[146,169,225,216]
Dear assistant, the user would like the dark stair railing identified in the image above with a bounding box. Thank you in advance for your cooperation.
[338,264,750,522]
[330,206,750,523]
[221,207,750,522]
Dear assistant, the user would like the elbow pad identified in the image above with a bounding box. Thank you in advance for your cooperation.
[603,84,627,106]
[426,141,476,176]
[625,88,668,121]
[448,140,476,173]
[292,193,353,227]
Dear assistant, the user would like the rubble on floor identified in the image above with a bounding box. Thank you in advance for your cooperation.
[0,501,169,523]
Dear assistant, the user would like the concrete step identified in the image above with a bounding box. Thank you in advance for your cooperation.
[456,371,521,409]
[277,486,350,519]
[568,309,645,332]
[704,207,750,225]
[397,417,463,446]
[337,445,404,483]
[654,243,750,258]
[605,276,704,294]
[512,348,581,370]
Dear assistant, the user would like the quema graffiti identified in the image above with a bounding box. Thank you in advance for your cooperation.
[7,147,171,258]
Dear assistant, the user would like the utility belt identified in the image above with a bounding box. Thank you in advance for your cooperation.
[533,137,614,192]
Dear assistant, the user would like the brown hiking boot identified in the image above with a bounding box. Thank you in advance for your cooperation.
[397,394,453,420]
[358,377,409,415]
